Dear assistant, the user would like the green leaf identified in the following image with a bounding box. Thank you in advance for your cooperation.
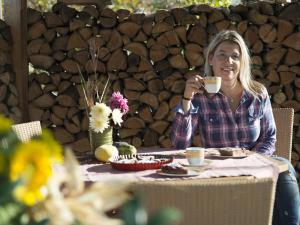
[0,202,24,225]
[121,195,148,225]
[147,208,182,225]
[29,219,48,225]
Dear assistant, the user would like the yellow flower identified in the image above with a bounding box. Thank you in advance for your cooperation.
[0,114,12,133]
[9,140,62,206]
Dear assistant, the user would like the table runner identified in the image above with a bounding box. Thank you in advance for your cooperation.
[79,149,280,183]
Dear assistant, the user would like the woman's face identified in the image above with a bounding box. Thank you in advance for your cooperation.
[208,41,241,83]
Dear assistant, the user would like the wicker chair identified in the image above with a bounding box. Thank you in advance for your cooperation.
[12,121,42,142]
[272,108,294,161]
[131,177,276,225]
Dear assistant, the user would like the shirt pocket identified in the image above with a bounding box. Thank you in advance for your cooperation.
[247,106,263,124]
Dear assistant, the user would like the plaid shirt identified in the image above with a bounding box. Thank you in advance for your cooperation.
[170,88,276,156]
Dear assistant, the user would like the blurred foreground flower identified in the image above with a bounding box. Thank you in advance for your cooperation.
[0,115,129,225]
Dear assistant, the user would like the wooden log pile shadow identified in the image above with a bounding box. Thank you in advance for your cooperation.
[0,19,22,123]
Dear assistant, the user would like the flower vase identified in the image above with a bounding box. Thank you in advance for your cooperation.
[89,126,113,152]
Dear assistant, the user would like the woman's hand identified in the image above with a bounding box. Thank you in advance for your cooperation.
[183,75,205,99]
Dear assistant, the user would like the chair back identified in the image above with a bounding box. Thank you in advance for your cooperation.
[12,121,42,142]
[132,177,275,225]
[272,108,294,161]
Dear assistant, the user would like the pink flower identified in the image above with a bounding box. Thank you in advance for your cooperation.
[109,92,129,115]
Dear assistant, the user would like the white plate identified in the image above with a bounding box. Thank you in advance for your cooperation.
[180,160,211,167]
[156,170,199,177]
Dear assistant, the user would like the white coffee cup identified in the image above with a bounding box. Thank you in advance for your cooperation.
[186,147,205,166]
[204,76,221,93]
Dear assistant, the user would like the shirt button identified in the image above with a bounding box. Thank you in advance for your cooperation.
[209,118,213,122]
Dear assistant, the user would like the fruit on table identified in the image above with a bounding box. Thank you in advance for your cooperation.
[114,142,137,155]
[95,144,119,162]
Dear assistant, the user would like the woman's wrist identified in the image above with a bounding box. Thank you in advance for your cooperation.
[182,96,192,101]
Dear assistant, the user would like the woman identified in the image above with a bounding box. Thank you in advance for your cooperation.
[171,30,300,225]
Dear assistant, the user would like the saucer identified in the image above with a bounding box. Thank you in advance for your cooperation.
[156,169,199,177]
[180,160,211,167]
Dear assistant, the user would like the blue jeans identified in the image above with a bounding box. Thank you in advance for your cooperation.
[272,156,300,225]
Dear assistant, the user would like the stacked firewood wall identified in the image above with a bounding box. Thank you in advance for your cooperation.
[0,19,22,123]
[26,2,300,165]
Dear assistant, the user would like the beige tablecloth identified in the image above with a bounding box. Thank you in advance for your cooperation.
[79,149,280,182]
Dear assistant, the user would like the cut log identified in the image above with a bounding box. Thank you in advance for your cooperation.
[169,95,181,109]
[175,26,187,44]
[28,21,47,40]
[244,26,258,47]
[33,93,55,108]
[152,21,173,34]
[61,59,79,73]
[107,49,127,71]
[148,79,164,94]
[284,48,300,66]
[44,12,64,28]
[70,137,90,153]
[264,48,287,65]
[171,80,186,94]
[29,55,55,69]
[282,33,300,51]
[279,71,296,85]
[143,128,158,146]
[117,21,140,38]
[100,8,117,28]
[273,91,286,104]
[140,92,159,109]
[56,94,77,107]
[124,42,148,59]
[106,29,122,52]
[153,101,169,120]
[284,84,294,100]
[208,9,224,23]
[139,106,153,123]
[53,127,75,144]
[171,8,195,25]
[277,19,294,42]
[247,9,268,25]
[0,84,7,101]
[124,78,146,91]
[149,120,169,135]
[124,117,145,129]
[0,71,10,85]
[187,25,207,46]
[64,120,81,134]
[158,90,171,102]
[119,128,141,139]
[150,44,168,62]
[258,24,276,43]
[52,105,68,119]
[50,113,64,126]
[124,89,141,101]
[281,100,300,112]
[266,70,280,83]
[168,54,188,69]
[67,32,88,50]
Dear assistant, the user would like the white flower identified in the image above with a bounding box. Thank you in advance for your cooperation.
[90,103,111,119]
[111,109,123,126]
[90,116,110,133]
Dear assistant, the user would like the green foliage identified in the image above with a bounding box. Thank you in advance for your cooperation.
[121,195,181,225]
[27,0,56,11]
[112,0,232,13]
[28,0,232,13]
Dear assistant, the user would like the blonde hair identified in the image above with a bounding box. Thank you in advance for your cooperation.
[204,30,264,98]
